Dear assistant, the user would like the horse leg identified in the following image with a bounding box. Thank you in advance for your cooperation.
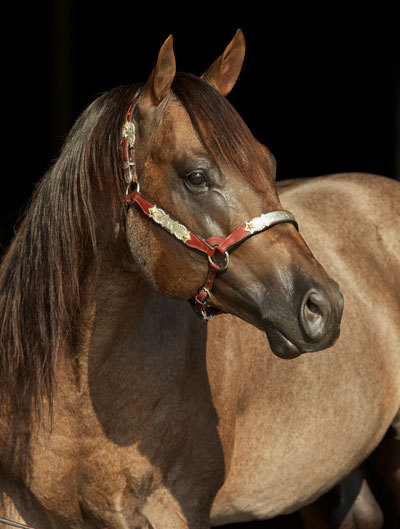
[0,472,83,529]
[299,467,383,529]
[0,474,48,529]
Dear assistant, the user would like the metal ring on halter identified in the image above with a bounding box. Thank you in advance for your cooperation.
[208,251,230,272]
[125,179,140,196]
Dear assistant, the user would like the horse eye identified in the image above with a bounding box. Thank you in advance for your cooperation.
[186,171,207,187]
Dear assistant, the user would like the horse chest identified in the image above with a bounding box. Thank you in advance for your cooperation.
[73,346,226,528]
[74,407,225,529]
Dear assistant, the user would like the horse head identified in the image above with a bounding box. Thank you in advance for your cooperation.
[123,30,344,359]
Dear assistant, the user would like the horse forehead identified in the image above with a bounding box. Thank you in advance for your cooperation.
[155,100,204,151]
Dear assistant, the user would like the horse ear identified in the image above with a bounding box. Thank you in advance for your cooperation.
[143,35,176,105]
[201,29,246,96]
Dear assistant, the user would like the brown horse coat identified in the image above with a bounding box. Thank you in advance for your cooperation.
[1,31,399,529]
[211,173,400,524]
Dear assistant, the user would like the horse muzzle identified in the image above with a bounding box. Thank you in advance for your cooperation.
[263,279,344,359]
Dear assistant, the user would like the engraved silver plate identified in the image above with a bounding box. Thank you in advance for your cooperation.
[244,211,296,234]
[121,121,136,147]
[148,206,192,243]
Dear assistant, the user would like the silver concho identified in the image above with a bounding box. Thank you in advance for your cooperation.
[244,211,296,234]
[148,206,192,243]
[121,121,136,147]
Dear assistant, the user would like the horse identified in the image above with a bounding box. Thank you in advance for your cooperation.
[0,28,399,529]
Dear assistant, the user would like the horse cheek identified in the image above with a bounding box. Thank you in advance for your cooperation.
[124,211,203,299]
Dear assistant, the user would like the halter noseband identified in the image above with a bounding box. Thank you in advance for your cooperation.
[120,92,298,321]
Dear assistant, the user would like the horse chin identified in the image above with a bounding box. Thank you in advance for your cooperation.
[264,325,303,359]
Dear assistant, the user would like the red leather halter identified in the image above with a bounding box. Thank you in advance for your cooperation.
[121,92,298,320]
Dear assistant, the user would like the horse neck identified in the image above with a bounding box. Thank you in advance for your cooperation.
[74,237,209,432]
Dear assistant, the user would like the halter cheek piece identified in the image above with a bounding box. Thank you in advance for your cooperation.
[121,92,298,321]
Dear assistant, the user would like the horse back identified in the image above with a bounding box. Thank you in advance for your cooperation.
[278,172,400,294]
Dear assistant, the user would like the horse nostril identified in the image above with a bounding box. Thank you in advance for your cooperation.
[301,289,330,341]
[306,297,323,320]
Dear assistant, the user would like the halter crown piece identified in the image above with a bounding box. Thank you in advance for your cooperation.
[121,91,298,321]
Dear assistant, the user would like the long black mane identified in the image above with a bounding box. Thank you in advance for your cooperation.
[0,83,139,417]
[0,73,269,417]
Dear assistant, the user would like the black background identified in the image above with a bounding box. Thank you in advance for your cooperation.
[4,2,400,252]
[2,1,400,526]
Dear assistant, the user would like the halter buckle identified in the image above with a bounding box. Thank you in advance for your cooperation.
[194,287,211,306]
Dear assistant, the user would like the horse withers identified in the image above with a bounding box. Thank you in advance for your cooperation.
[0,29,399,529]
